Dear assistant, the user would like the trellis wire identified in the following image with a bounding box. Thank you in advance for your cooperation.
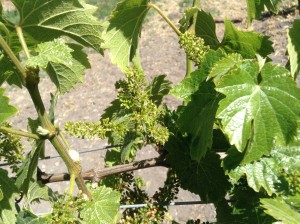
[0,144,123,167]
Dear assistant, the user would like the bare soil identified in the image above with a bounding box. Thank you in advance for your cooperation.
[2,0,300,223]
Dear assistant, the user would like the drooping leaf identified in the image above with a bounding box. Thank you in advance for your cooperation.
[224,133,300,196]
[287,19,300,79]
[16,210,49,224]
[178,80,222,161]
[261,197,300,224]
[103,0,150,71]
[246,0,281,23]
[12,0,103,53]
[46,44,90,94]
[25,182,52,206]
[146,74,171,106]
[121,132,143,162]
[16,119,44,193]
[216,61,300,164]
[0,169,18,224]
[221,19,273,59]
[194,10,220,49]
[81,186,120,224]
[171,49,225,102]
[179,7,198,33]
[165,135,230,202]
[0,87,18,123]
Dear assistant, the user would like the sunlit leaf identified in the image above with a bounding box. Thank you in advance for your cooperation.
[12,0,103,53]
[0,169,18,224]
[81,186,120,224]
[103,0,150,71]
[216,61,300,163]
[221,19,273,59]
[287,19,300,79]
[0,87,18,123]
[261,197,300,224]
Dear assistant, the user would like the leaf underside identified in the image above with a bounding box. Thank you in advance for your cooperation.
[103,0,150,71]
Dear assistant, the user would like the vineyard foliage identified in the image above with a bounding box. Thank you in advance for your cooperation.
[0,0,300,223]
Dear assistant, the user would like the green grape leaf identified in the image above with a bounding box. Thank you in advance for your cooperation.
[0,169,18,224]
[216,61,300,164]
[81,186,120,224]
[0,188,3,201]
[0,87,18,123]
[12,0,103,53]
[171,49,225,102]
[166,135,230,202]
[261,197,300,224]
[26,38,73,69]
[103,0,150,71]
[178,80,222,161]
[16,210,49,224]
[121,132,143,162]
[16,119,44,193]
[221,19,273,59]
[195,10,220,49]
[46,44,90,94]
[179,7,198,33]
[146,74,171,106]
[224,134,300,196]
[246,0,280,23]
[287,19,300,79]
[26,182,52,206]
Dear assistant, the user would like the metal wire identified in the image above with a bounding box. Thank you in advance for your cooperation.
[120,201,208,209]
[0,144,123,167]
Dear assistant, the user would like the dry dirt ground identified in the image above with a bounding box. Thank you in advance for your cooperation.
[2,0,300,223]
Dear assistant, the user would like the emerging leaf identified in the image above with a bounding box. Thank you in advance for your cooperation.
[103,0,150,71]
[81,186,120,224]
[0,87,18,123]
[217,61,300,164]
[146,74,171,106]
[221,19,273,59]
[0,169,18,224]
[12,0,103,53]
[287,19,300,79]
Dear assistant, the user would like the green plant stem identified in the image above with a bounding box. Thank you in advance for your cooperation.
[0,36,26,84]
[69,173,76,195]
[148,3,181,36]
[0,126,40,140]
[16,26,30,59]
[27,84,92,198]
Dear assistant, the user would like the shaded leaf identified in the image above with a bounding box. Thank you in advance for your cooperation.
[12,0,103,53]
[166,135,230,202]
[103,0,150,71]
[16,119,44,193]
[217,61,300,163]
[16,210,48,224]
[287,19,300,79]
[81,186,120,224]
[221,19,273,59]
[0,169,18,224]
[195,10,220,49]
[246,0,280,23]
[0,87,18,123]
[261,197,300,224]
[25,182,52,206]
[178,80,222,161]
[146,74,171,106]
[171,49,225,102]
